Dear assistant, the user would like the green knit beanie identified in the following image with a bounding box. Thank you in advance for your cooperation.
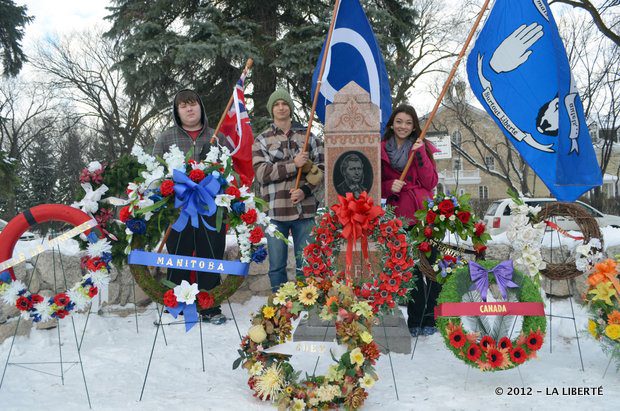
[266,88,294,118]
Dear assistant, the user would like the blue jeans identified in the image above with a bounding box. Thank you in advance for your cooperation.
[266,218,314,292]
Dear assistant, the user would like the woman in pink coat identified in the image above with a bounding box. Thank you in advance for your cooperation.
[381,104,439,337]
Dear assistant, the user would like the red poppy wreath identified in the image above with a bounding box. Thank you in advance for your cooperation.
[301,192,416,314]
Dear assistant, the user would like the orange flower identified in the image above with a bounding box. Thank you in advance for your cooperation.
[325,295,339,309]
[608,310,620,325]
[587,259,620,293]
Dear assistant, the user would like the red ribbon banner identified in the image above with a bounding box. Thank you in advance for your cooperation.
[544,220,584,241]
[434,302,545,319]
[330,192,383,279]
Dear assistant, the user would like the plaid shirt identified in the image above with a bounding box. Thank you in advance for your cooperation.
[253,124,324,221]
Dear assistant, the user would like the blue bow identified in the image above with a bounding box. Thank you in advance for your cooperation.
[469,260,518,301]
[167,302,199,332]
[171,169,221,232]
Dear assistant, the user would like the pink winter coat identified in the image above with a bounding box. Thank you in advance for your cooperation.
[381,139,439,223]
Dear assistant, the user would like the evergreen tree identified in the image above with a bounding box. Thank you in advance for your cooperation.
[104,1,452,130]
[20,135,58,209]
[0,0,33,76]
[56,126,85,204]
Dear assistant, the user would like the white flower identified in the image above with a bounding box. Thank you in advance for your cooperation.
[87,270,110,288]
[163,145,186,175]
[359,374,376,389]
[511,214,530,228]
[33,301,53,323]
[87,161,103,173]
[249,362,264,376]
[74,183,109,214]
[141,166,165,190]
[1,280,27,305]
[291,398,306,411]
[316,384,337,402]
[205,146,221,163]
[215,194,234,211]
[87,238,112,258]
[173,280,199,304]
[68,288,90,310]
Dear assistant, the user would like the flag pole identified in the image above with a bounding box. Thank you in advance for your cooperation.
[210,58,254,144]
[294,0,341,190]
[398,0,492,181]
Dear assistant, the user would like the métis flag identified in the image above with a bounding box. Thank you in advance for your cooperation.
[466,0,601,201]
[220,72,254,187]
[311,0,392,134]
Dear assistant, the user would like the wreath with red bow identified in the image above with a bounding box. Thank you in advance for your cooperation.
[302,192,416,313]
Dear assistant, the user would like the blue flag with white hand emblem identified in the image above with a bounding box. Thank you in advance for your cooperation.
[466,0,601,201]
[312,0,392,134]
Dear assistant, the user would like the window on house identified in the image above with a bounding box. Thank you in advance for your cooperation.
[451,130,462,146]
[458,188,465,196]
[478,185,488,199]
[484,156,495,170]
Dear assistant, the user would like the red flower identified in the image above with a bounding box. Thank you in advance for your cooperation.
[88,287,98,298]
[443,255,457,264]
[55,309,69,319]
[426,210,437,225]
[418,241,431,253]
[474,244,487,254]
[16,296,32,311]
[31,294,44,304]
[54,293,70,307]
[423,226,433,238]
[480,336,495,351]
[197,291,214,309]
[303,259,327,277]
[474,222,486,237]
[225,186,241,198]
[438,199,455,217]
[525,330,543,351]
[487,348,504,368]
[361,341,381,364]
[163,289,178,308]
[498,337,512,351]
[95,208,114,227]
[86,257,106,272]
[241,209,258,225]
[387,234,407,250]
[119,206,132,223]
[509,347,527,364]
[160,180,175,197]
[456,211,471,224]
[466,344,482,361]
[189,169,205,183]
[449,328,466,348]
[249,226,264,244]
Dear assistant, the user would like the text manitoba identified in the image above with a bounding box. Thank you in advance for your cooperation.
[156,256,225,272]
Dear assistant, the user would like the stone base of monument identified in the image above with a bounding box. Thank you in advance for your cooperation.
[293,308,412,354]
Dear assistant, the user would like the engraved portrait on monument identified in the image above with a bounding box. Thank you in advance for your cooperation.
[333,151,373,198]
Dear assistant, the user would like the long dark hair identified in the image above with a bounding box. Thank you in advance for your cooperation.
[383,104,435,165]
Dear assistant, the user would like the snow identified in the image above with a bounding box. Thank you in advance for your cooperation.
[0,297,618,410]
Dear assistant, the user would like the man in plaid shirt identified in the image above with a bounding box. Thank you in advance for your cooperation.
[253,88,324,291]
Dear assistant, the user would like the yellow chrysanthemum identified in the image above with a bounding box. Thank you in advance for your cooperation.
[291,398,306,411]
[249,362,264,376]
[604,324,620,340]
[325,364,344,382]
[359,373,376,389]
[360,331,373,344]
[588,282,616,305]
[298,285,319,306]
[588,319,598,338]
[262,306,276,319]
[279,281,298,297]
[255,364,284,400]
[349,347,365,367]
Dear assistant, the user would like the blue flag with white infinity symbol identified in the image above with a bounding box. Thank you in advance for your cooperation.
[311,0,392,134]
[466,0,601,201]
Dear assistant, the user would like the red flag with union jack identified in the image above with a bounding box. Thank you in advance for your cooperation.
[220,73,254,187]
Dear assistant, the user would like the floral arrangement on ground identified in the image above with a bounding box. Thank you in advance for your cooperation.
[410,192,491,282]
[584,256,620,367]
[234,280,380,410]
[301,192,416,313]
[436,260,546,371]
[0,232,110,322]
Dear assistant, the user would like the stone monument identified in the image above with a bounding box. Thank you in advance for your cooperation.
[293,82,412,354]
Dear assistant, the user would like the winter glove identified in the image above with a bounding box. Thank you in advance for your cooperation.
[305,164,323,186]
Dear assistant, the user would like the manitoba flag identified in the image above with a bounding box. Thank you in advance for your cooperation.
[220,73,254,187]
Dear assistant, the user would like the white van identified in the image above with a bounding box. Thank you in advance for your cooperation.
[483,198,620,235]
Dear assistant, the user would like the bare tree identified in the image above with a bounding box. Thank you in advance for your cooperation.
[31,29,168,161]
[550,0,620,47]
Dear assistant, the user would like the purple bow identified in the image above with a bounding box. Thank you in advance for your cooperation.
[469,260,518,301]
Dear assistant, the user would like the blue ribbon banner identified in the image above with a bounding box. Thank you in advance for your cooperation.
[167,302,199,332]
[128,250,249,276]
[171,168,221,232]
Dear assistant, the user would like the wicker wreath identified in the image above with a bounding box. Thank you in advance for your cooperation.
[537,202,603,281]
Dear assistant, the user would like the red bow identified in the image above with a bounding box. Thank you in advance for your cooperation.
[330,192,384,281]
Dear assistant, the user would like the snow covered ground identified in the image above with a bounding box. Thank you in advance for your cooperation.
[0,297,618,410]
